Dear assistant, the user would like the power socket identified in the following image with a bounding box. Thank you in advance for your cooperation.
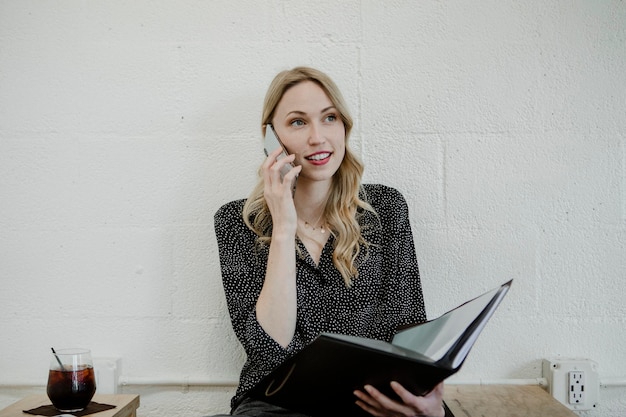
[569,371,584,405]
[542,358,599,411]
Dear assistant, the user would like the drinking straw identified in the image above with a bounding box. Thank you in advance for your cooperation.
[51,347,66,371]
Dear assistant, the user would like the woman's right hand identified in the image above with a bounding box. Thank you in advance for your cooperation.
[262,147,302,238]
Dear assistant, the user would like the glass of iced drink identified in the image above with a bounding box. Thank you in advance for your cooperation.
[46,348,97,412]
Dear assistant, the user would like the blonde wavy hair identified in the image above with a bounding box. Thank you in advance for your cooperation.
[242,66,375,287]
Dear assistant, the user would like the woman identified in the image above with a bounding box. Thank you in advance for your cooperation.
[213,67,446,417]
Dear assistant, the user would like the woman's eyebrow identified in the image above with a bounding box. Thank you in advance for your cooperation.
[286,106,337,118]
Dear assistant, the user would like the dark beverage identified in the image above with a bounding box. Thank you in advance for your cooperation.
[46,365,96,412]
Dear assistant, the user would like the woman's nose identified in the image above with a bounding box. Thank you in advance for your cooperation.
[308,123,325,144]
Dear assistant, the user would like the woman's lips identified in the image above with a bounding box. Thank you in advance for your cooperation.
[305,152,331,165]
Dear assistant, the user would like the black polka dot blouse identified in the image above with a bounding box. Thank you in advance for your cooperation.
[214,183,427,410]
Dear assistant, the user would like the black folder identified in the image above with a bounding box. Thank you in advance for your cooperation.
[248,280,512,417]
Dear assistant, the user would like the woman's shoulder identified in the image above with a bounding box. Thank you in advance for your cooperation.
[214,198,247,226]
[360,184,411,230]
[361,183,407,207]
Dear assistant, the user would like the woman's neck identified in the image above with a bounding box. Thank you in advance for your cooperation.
[293,178,331,220]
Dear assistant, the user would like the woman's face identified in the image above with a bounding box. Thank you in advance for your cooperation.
[271,81,346,185]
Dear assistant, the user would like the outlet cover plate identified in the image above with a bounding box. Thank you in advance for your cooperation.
[542,357,599,411]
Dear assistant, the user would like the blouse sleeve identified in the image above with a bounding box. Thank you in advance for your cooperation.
[367,184,427,329]
[213,200,291,369]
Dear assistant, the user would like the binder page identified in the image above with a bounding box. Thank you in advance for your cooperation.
[392,285,501,362]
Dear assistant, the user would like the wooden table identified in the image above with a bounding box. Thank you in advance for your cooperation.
[0,394,139,417]
[1,386,573,417]
[444,385,577,417]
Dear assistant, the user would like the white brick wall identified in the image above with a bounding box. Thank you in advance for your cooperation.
[1,1,624,416]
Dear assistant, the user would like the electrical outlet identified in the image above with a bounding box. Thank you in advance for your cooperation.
[542,358,599,411]
[569,371,584,405]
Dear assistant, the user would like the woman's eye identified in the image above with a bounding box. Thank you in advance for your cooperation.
[290,119,304,127]
[325,114,337,122]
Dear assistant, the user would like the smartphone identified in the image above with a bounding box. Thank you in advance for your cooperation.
[264,124,297,194]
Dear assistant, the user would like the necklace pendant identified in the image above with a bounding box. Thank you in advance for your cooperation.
[303,219,325,233]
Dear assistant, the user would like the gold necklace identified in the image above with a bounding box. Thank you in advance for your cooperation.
[303,212,326,234]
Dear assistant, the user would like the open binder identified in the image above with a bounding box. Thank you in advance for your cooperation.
[248,280,512,417]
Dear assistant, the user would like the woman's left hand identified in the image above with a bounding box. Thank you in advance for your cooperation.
[354,381,445,417]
